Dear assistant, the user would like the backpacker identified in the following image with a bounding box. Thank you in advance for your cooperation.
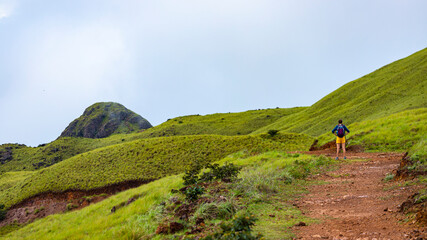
[337,125,345,138]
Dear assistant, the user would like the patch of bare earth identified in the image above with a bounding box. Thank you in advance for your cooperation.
[293,150,426,240]
[0,180,150,227]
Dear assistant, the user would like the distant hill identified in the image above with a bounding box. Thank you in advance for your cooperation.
[138,107,306,138]
[253,48,427,136]
[60,102,152,139]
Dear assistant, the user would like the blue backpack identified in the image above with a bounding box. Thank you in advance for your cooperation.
[337,125,345,138]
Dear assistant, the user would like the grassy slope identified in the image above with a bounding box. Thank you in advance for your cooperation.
[2,152,330,240]
[0,107,305,172]
[253,48,427,137]
[138,107,306,138]
[316,108,427,151]
[0,171,33,192]
[0,133,313,208]
[0,133,148,172]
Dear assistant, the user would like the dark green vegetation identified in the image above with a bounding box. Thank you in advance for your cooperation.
[60,102,152,138]
[0,134,313,208]
[253,48,427,137]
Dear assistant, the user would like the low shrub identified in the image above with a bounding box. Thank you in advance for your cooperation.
[185,185,205,202]
[183,162,242,186]
[201,212,263,240]
[0,204,6,221]
[267,130,279,137]
[199,163,241,183]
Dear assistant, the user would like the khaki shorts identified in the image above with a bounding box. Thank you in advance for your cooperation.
[336,136,345,144]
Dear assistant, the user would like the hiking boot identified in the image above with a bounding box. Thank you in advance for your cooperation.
[335,157,339,160]
[344,157,347,160]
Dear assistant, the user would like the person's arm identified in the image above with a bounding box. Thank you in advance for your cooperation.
[332,126,337,135]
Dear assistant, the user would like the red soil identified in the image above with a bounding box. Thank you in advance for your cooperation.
[293,150,426,240]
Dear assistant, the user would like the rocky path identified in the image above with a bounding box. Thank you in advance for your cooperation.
[293,151,425,240]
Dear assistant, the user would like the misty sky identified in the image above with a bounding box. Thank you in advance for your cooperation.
[0,0,426,146]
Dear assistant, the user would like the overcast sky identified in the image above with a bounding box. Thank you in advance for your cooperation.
[0,0,426,146]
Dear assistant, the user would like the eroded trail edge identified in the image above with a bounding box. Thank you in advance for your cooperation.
[293,151,425,240]
[0,180,152,227]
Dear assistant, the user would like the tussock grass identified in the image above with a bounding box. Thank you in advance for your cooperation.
[406,136,427,174]
[253,48,427,137]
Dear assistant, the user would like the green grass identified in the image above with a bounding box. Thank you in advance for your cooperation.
[139,107,306,138]
[0,171,33,192]
[0,134,313,208]
[253,48,427,137]
[315,108,427,151]
[1,151,333,239]
[406,136,427,174]
[0,133,149,172]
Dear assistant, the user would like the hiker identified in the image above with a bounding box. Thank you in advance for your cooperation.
[332,119,350,160]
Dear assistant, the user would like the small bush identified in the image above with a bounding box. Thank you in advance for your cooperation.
[0,204,6,221]
[185,185,204,202]
[200,163,241,183]
[201,212,263,240]
[183,164,203,186]
[267,130,279,137]
[183,162,241,185]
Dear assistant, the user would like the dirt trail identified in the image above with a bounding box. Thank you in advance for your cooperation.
[293,151,425,240]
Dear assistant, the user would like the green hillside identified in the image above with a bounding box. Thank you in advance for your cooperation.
[1,152,331,240]
[253,48,427,136]
[139,107,306,138]
[0,133,148,172]
[0,107,305,172]
[316,108,427,151]
[0,133,313,208]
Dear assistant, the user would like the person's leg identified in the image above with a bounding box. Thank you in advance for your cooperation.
[342,142,346,159]
[336,143,340,159]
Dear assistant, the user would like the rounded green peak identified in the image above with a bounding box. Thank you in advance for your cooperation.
[60,102,152,138]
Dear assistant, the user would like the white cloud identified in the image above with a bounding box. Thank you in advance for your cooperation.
[0,0,16,19]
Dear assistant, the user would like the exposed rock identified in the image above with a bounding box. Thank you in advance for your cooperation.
[60,102,152,139]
